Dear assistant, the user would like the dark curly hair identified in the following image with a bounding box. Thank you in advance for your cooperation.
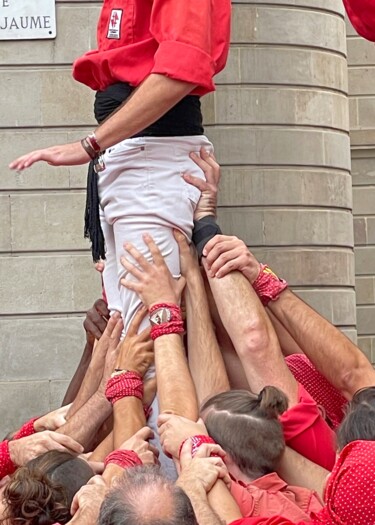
[2,450,94,524]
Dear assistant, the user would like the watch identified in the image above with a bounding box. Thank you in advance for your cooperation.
[149,307,172,327]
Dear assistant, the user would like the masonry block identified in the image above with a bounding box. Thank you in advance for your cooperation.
[356,277,375,305]
[251,248,355,286]
[1,69,95,127]
[0,255,101,314]
[357,306,375,335]
[50,380,71,410]
[0,195,11,253]
[218,168,352,208]
[10,192,87,252]
[0,381,51,437]
[295,288,356,325]
[232,5,345,54]
[0,317,85,381]
[213,87,348,131]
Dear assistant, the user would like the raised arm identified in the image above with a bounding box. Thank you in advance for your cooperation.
[121,234,198,419]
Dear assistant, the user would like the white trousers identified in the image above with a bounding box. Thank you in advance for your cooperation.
[98,135,213,328]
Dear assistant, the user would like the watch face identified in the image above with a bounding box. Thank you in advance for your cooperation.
[150,308,172,326]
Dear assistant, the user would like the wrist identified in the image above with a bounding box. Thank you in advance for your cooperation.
[7,440,20,468]
[194,211,215,222]
[177,478,208,500]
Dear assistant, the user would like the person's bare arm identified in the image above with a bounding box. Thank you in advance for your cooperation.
[176,232,229,403]
[10,75,196,170]
[112,307,154,449]
[205,265,298,405]
[121,234,198,420]
[63,299,110,405]
[67,313,123,419]
[268,289,375,399]
[277,446,328,500]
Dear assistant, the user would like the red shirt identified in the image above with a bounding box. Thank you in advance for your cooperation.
[343,0,375,42]
[230,473,323,520]
[280,384,336,471]
[73,0,231,95]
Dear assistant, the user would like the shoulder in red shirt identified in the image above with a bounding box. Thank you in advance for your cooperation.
[73,0,231,94]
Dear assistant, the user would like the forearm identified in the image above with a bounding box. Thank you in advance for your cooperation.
[155,334,198,419]
[206,269,297,402]
[95,74,196,149]
[58,393,112,450]
[277,446,328,500]
[63,342,93,406]
[181,487,225,525]
[207,481,242,525]
[67,343,105,418]
[268,289,375,399]
[186,269,230,403]
[90,432,113,462]
[113,397,146,450]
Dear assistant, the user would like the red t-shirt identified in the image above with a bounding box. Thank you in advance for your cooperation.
[73,0,231,95]
[343,0,375,42]
[280,384,336,471]
[230,518,309,525]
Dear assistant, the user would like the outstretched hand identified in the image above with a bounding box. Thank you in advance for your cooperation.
[120,233,185,308]
[9,141,91,171]
[183,148,221,221]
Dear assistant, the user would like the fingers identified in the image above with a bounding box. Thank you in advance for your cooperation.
[174,229,190,253]
[109,317,124,347]
[179,438,193,467]
[182,173,207,192]
[94,299,110,319]
[48,432,84,454]
[121,254,144,281]
[103,311,121,338]
[134,426,154,441]
[194,443,226,459]
[127,305,148,337]
[84,307,108,340]
[189,148,220,185]
[157,413,174,427]
[142,233,164,266]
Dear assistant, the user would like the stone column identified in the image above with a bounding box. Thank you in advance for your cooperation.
[203,0,355,338]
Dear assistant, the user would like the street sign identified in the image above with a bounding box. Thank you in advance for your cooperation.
[0,0,56,40]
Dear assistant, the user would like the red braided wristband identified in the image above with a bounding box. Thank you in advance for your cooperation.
[13,417,39,440]
[179,435,217,458]
[149,303,184,340]
[104,449,142,470]
[105,371,143,405]
[0,441,16,479]
[87,132,101,153]
[252,264,288,306]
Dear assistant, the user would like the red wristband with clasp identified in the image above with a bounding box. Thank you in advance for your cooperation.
[178,434,218,458]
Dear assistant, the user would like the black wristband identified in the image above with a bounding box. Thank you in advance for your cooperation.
[192,216,222,259]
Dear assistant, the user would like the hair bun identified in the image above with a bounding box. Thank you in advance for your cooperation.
[257,386,288,418]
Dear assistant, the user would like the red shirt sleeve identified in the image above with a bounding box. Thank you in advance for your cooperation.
[150,0,231,91]
[343,0,375,42]
[0,441,16,480]
[280,384,336,471]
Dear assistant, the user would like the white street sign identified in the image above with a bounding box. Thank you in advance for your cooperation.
[0,0,56,40]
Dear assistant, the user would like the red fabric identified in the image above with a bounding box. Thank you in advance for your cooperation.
[285,355,347,430]
[252,265,288,306]
[230,441,375,525]
[230,518,308,525]
[179,435,217,458]
[105,371,143,404]
[230,472,323,520]
[280,384,336,471]
[12,417,39,440]
[0,441,16,480]
[73,0,231,95]
[104,449,142,469]
[343,0,375,42]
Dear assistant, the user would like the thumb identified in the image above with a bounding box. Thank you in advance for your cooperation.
[179,438,193,469]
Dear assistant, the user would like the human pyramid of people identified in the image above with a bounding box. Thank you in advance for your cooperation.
[3,0,375,523]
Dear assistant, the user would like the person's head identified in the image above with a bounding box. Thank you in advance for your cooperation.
[337,386,375,450]
[200,386,288,480]
[99,465,198,525]
[2,450,94,524]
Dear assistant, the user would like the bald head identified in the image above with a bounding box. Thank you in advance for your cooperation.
[99,466,197,525]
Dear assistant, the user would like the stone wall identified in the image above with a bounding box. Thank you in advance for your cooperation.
[347,19,375,363]
[0,0,360,435]
[0,1,102,435]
